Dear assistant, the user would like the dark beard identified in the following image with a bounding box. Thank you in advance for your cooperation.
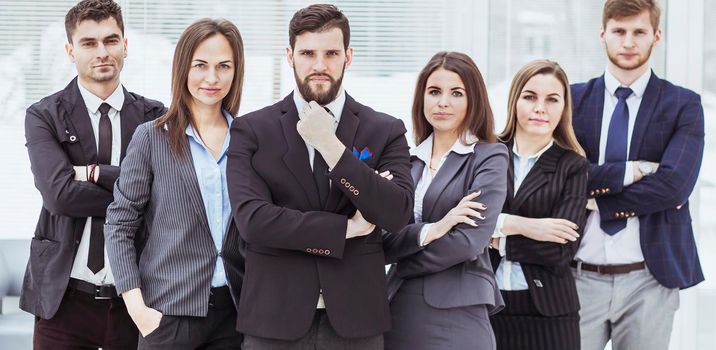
[294,66,345,105]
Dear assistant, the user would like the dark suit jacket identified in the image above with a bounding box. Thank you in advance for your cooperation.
[489,143,588,317]
[227,93,413,340]
[384,142,508,314]
[105,122,245,317]
[571,72,704,289]
[20,78,165,319]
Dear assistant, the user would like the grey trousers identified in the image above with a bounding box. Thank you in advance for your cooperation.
[241,310,382,350]
[573,266,679,350]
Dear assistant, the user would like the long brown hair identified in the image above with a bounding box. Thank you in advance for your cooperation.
[498,59,585,156]
[412,51,496,146]
[155,18,245,158]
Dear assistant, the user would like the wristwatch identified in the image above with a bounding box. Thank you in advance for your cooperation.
[638,162,655,177]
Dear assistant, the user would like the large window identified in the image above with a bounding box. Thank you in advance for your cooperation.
[0,1,714,347]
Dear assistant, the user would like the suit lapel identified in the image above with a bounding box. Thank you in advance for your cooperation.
[62,78,98,163]
[505,144,515,200]
[176,146,211,231]
[410,156,424,188]
[279,94,322,210]
[510,144,562,212]
[629,72,662,159]
[325,95,360,211]
[588,76,606,164]
[423,152,470,221]
[119,88,143,160]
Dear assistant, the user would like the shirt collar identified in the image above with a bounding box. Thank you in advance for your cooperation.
[77,80,125,114]
[604,67,651,98]
[185,110,234,139]
[512,139,554,160]
[410,133,478,164]
[292,87,346,124]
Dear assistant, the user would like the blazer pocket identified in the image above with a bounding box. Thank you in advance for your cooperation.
[665,205,691,224]
[30,237,58,259]
[359,242,384,255]
[463,263,494,278]
[246,244,282,257]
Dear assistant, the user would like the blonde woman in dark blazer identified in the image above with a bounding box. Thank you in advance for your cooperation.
[383,52,508,350]
[489,59,588,350]
[105,19,245,350]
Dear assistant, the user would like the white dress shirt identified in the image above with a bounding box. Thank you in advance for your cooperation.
[410,133,477,246]
[292,88,345,309]
[575,68,652,265]
[493,140,553,291]
[69,81,124,286]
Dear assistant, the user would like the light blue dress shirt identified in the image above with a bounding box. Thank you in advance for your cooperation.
[184,110,233,287]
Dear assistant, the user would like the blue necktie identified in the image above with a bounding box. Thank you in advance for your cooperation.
[600,87,633,235]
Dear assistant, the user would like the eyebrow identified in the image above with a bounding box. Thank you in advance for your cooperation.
[522,89,562,97]
[191,59,233,64]
[78,33,121,43]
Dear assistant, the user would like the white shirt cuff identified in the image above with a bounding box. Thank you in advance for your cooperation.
[419,223,432,247]
[498,236,507,257]
[492,213,508,238]
[624,161,634,186]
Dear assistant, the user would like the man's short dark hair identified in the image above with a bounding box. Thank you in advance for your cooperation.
[289,4,350,50]
[65,0,124,43]
[603,0,661,32]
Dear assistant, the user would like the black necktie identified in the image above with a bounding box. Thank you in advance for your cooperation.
[600,87,633,235]
[312,107,335,208]
[88,102,112,273]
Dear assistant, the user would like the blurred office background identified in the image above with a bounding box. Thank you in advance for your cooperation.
[0,0,713,348]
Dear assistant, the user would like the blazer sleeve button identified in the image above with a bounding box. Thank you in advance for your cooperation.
[353,190,359,195]
[305,248,311,253]
[325,249,331,255]
[340,178,347,185]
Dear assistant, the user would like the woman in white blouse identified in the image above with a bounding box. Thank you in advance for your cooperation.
[383,51,509,350]
[488,59,588,350]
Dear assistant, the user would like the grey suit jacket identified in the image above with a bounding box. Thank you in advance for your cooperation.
[105,122,245,317]
[385,142,508,314]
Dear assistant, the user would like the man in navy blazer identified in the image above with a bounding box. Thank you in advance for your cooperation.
[570,1,704,349]
[227,4,413,349]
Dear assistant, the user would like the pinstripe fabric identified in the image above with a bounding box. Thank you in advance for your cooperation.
[571,73,704,289]
[491,290,579,350]
[490,142,588,318]
[105,122,244,317]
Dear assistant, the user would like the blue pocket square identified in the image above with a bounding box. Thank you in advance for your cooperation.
[352,146,373,161]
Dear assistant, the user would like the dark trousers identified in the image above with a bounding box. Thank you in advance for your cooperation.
[490,290,580,350]
[138,286,243,350]
[33,288,138,350]
[242,310,383,350]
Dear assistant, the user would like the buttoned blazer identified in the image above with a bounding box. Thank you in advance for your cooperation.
[489,143,588,317]
[384,142,509,315]
[571,72,704,289]
[227,93,414,340]
[20,78,165,319]
[104,122,245,317]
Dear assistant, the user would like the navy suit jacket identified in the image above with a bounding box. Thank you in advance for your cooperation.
[571,72,704,289]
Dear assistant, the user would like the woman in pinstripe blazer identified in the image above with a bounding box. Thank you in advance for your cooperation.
[488,60,589,350]
[104,19,245,350]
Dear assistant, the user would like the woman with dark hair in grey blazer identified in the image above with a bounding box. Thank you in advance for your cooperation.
[383,51,508,350]
[488,59,588,350]
[104,18,245,350]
